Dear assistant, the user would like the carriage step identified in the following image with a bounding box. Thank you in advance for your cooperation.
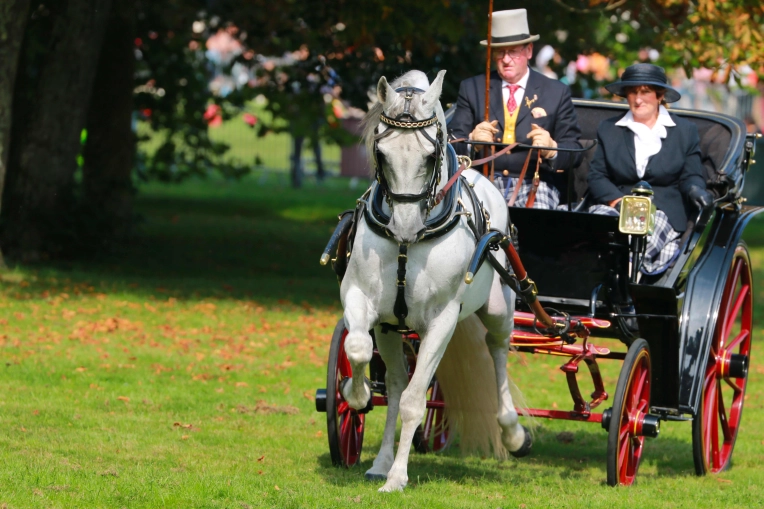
[513,311,611,329]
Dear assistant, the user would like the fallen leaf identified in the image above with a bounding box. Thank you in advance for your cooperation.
[117,396,130,403]
[181,435,190,440]
[274,485,280,491]
[75,367,87,372]
[236,382,248,388]
[257,455,265,462]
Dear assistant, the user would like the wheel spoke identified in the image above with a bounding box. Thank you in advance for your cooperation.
[717,386,732,442]
[710,381,720,468]
[632,367,649,402]
[719,260,742,342]
[725,329,750,354]
[723,284,750,345]
[722,375,743,393]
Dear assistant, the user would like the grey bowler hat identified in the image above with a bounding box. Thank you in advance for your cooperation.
[480,9,540,47]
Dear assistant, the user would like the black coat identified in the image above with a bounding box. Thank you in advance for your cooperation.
[587,112,707,232]
[449,69,583,185]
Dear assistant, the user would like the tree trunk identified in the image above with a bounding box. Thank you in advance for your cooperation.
[1,0,111,260]
[0,0,31,267]
[82,1,135,247]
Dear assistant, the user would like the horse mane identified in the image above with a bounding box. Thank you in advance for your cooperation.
[360,70,446,178]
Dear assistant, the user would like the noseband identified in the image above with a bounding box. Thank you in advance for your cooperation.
[373,87,444,209]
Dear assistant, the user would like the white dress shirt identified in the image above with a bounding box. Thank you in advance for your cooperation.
[501,69,530,111]
[615,105,676,178]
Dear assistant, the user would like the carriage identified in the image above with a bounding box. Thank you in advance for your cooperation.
[315,95,761,486]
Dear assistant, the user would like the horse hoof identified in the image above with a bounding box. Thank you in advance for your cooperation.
[365,472,387,482]
[339,377,373,412]
[509,426,532,458]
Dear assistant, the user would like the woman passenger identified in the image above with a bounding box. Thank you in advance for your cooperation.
[587,63,713,275]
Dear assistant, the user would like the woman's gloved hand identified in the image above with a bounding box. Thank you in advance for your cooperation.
[688,186,713,210]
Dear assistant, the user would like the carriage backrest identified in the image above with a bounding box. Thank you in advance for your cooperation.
[570,101,734,202]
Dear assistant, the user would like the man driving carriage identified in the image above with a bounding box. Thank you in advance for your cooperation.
[449,9,584,208]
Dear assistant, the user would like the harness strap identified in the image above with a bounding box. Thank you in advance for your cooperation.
[393,244,409,331]
[432,143,516,207]
[508,149,534,207]
[525,153,543,208]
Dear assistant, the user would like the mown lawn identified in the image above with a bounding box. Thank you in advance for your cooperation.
[1,175,763,508]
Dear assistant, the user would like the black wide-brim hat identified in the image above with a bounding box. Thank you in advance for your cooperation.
[605,63,681,103]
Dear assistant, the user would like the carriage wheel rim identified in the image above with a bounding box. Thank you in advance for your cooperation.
[700,249,752,473]
[615,349,651,485]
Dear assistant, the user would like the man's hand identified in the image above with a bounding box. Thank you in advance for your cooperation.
[528,123,557,159]
[469,120,499,143]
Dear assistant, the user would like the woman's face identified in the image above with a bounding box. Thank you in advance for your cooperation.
[626,86,663,123]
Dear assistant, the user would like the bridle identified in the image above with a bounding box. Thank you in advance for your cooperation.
[373,86,444,210]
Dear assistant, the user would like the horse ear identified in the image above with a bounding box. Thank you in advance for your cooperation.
[421,70,446,109]
[377,76,396,106]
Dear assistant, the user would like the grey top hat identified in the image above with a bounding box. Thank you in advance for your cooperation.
[480,9,540,47]
[605,63,681,103]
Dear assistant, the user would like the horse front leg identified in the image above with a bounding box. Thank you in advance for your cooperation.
[365,327,408,481]
[477,275,531,455]
[341,287,376,410]
[379,304,459,493]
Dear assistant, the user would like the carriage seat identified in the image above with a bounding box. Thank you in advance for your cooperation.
[568,118,731,205]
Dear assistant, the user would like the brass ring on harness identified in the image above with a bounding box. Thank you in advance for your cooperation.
[457,155,472,169]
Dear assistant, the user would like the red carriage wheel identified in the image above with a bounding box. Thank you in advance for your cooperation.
[693,244,752,475]
[413,379,449,453]
[607,338,652,486]
[326,319,365,467]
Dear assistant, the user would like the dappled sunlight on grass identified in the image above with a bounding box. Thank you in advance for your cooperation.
[1,184,764,507]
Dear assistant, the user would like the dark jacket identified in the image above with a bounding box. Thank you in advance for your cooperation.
[449,69,583,186]
[587,112,707,232]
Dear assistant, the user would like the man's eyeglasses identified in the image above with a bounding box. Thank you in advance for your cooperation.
[494,46,528,60]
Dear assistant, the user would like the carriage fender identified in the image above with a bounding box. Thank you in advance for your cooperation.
[678,205,764,415]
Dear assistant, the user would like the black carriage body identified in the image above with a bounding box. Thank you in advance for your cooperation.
[494,100,762,417]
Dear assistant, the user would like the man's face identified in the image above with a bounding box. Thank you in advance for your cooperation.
[493,43,532,84]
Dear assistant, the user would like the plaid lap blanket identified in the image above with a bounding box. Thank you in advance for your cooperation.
[494,176,560,209]
[588,204,681,275]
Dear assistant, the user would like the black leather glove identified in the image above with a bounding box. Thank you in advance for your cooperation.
[688,185,713,210]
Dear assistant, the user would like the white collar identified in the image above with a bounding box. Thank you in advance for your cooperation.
[616,105,675,129]
[502,68,530,90]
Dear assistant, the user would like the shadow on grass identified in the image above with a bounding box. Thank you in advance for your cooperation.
[1,177,363,308]
[315,425,699,488]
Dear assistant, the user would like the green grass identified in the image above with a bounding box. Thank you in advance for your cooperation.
[1,176,764,508]
[137,105,342,173]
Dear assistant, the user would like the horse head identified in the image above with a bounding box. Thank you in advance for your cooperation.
[366,70,447,244]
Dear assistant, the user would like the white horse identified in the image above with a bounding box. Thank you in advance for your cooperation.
[340,70,530,492]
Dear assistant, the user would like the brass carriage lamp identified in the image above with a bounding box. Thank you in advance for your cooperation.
[619,181,656,236]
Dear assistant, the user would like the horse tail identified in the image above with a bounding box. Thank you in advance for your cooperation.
[436,313,509,459]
